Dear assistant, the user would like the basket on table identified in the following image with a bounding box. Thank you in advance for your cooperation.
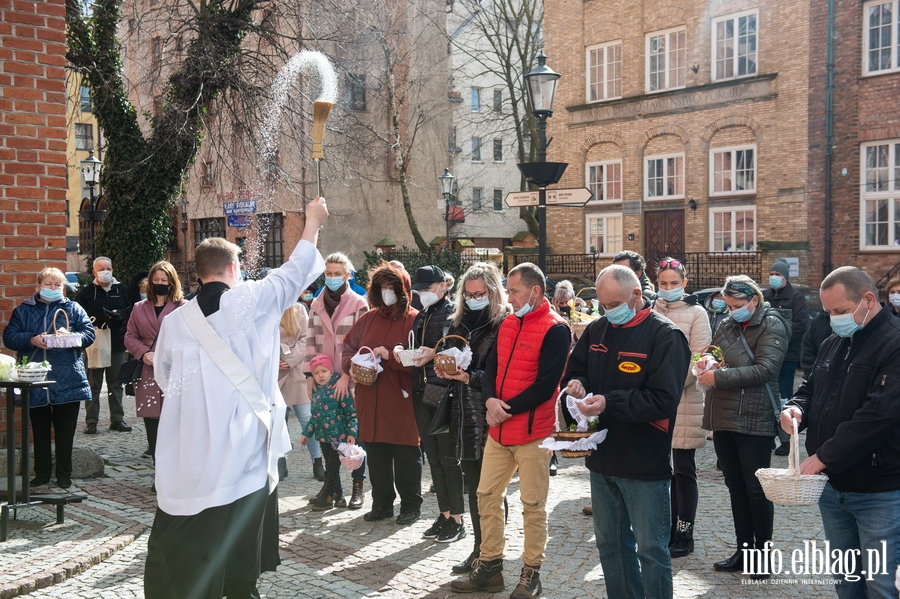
[16,366,50,382]
[433,335,469,375]
[42,309,81,349]
[755,419,828,505]
[396,330,423,367]
[350,346,378,386]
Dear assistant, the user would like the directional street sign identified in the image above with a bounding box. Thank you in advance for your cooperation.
[505,188,593,208]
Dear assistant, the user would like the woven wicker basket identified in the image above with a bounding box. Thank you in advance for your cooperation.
[433,335,469,375]
[396,331,423,367]
[350,346,378,386]
[16,367,49,382]
[699,345,727,368]
[42,309,81,349]
[756,420,828,505]
[552,430,594,458]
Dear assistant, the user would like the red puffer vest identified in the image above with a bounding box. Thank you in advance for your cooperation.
[491,299,566,446]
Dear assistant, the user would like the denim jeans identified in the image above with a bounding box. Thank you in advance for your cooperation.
[288,404,321,460]
[818,483,900,599]
[590,472,672,599]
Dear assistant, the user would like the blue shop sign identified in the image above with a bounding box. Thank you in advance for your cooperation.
[228,215,252,228]
[223,200,257,215]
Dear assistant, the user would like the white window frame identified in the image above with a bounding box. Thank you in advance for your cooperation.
[645,27,686,93]
[860,139,900,249]
[709,145,757,196]
[470,87,481,112]
[585,160,622,203]
[711,10,759,82]
[709,206,757,252]
[863,0,900,75]
[585,213,623,256]
[644,153,685,200]
[585,40,622,103]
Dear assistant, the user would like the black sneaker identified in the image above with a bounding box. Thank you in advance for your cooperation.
[774,442,790,456]
[436,516,466,543]
[423,514,447,539]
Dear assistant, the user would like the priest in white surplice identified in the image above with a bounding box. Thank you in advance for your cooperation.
[144,198,328,599]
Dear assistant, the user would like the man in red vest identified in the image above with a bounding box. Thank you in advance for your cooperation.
[450,263,570,599]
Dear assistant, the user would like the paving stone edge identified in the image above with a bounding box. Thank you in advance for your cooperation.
[0,523,148,599]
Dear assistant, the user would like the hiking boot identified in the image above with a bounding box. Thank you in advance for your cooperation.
[509,565,542,599]
[423,514,448,539]
[348,480,364,509]
[452,550,479,574]
[670,519,695,558]
[436,516,466,543]
[450,558,504,593]
[310,483,327,504]
[313,457,326,481]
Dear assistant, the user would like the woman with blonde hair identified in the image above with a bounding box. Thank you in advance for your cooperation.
[125,261,186,464]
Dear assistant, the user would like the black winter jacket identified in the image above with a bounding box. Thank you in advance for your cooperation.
[75,281,132,351]
[445,309,502,461]
[563,301,691,480]
[787,307,900,493]
[763,281,808,362]
[800,311,832,379]
[410,296,454,394]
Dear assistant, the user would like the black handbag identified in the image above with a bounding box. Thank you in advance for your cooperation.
[428,388,454,435]
[118,358,143,385]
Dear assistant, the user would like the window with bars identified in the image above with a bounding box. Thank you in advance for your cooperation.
[711,146,756,195]
[586,41,622,102]
[472,187,483,212]
[710,207,756,252]
[861,140,900,247]
[493,139,503,162]
[585,214,623,255]
[713,11,758,81]
[585,160,622,202]
[75,123,93,150]
[79,85,91,112]
[493,189,503,211]
[258,212,284,267]
[646,28,686,92]
[864,1,900,74]
[471,138,482,162]
[644,154,684,199]
[193,218,225,245]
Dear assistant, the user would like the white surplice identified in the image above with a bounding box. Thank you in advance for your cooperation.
[153,240,325,516]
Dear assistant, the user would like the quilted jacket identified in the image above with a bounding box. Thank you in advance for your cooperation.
[702,303,789,437]
[410,296,454,395]
[3,294,95,407]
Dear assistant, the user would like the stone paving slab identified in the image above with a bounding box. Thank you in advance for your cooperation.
[4,389,847,598]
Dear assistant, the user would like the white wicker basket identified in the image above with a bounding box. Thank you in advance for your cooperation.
[756,419,828,505]
[16,367,49,383]
[42,309,81,348]
[396,331,423,367]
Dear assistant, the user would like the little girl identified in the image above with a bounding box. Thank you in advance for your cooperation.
[301,354,358,511]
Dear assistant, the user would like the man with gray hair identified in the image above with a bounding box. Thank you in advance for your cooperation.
[563,264,690,599]
[782,266,900,597]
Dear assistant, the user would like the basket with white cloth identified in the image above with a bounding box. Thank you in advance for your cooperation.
[755,419,828,505]
[396,330,423,367]
[42,309,82,349]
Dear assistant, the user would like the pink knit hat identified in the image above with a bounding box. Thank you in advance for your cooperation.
[310,354,334,373]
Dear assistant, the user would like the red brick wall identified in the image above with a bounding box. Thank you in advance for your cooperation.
[0,0,69,445]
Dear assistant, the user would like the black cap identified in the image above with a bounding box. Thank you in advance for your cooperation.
[411,265,446,290]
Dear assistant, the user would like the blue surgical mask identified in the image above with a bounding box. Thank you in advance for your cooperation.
[606,299,636,325]
[711,299,727,312]
[768,275,785,289]
[514,300,533,318]
[730,303,754,323]
[324,276,345,292]
[466,297,490,311]
[830,299,868,338]
[657,287,684,302]
[39,288,63,302]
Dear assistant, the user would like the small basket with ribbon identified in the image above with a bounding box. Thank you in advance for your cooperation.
[396,330,423,367]
[42,309,82,349]
[433,334,471,375]
[350,346,379,386]
[755,419,828,505]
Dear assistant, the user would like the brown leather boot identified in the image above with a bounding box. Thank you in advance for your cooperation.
[348,480,364,510]
[450,558,504,593]
[509,565,541,599]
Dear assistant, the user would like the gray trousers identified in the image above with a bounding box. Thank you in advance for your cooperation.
[85,349,126,424]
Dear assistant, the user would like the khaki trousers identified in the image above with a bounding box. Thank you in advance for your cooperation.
[477,435,551,566]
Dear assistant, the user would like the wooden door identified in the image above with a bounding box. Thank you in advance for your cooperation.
[644,210,685,282]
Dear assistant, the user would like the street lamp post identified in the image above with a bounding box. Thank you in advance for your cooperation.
[518,51,567,274]
[78,150,103,260]
[179,197,189,288]
[439,167,455,250]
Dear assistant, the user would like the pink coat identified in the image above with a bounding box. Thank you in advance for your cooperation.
[302,289,369,375]
[124,299,186,418]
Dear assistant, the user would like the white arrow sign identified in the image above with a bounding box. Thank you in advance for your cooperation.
[547,187,593,206]
[505,191,539,207]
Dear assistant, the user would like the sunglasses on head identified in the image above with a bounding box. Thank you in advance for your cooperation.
[658,260,681,270]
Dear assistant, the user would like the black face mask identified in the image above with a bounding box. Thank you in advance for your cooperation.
[153,284,170,297]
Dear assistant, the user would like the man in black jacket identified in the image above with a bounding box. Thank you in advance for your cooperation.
[763,259,808,455]
[564,265,690,599]
[783,266,900,597]
[75,256,133,433]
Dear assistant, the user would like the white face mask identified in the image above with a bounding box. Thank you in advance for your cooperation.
[381,288,397,306]
[890,294,900,308]
[97,270,113,284]
[419,291,440,309]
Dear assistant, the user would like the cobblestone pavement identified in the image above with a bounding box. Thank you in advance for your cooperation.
[2,390,846,599]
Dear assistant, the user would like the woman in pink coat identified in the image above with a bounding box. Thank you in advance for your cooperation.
[124,261,186,462]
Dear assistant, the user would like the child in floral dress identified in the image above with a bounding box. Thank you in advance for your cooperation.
[301,354,358,511]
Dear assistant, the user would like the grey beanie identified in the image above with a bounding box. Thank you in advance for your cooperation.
[770,259,790,279]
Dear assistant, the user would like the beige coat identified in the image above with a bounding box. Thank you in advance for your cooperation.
[653,297,711,449]
[278,303,310,406]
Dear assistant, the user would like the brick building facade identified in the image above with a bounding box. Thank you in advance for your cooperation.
[0,0,69,443]
[543,0,811,285]
[807,0,900,287]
